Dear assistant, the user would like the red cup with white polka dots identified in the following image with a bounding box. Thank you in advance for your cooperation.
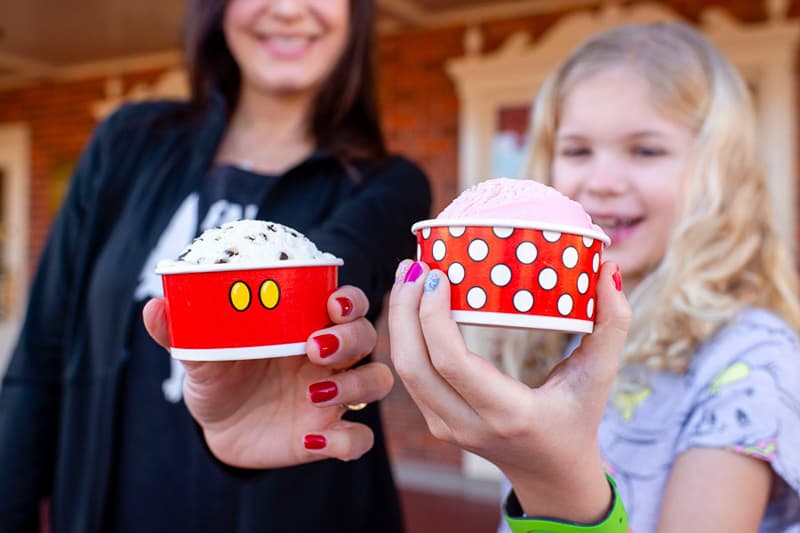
[412,218,610,333]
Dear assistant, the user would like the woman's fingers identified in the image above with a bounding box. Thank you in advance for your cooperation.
[327,285,370,324]
[560,262,632,394]
[306,317,377,369]
[302,420,375,462]
[307,362,394,407]
[143,298,170,350]
[418,270,531,422]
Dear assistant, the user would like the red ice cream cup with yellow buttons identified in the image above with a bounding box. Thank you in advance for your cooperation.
[412,218,610,333]
[156,258,343,360]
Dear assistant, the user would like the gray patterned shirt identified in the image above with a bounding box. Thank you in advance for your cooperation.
[499,309,800,533]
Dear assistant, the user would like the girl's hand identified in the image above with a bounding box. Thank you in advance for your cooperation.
[388,260,631,523]
[143,285,391,468]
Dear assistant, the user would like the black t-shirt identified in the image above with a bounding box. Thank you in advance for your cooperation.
[107,164,277,531]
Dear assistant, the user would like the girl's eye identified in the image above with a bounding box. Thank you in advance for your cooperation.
[632,146,667,158]
[561,147,591,157]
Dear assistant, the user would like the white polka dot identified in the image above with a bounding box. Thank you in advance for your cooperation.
[513,290,534,312]
[432,240,447,261]
[493,226,514,239]
[449,226,466,238]
[582,236,594,248]
[490,264,512,287]
[468,239,489,261]
[558,294,574,316]
[416,244,421,261]
[466,287,487,309]
[562,247,579,269]
[543,230,561,242]
[516,242,538,264]
[592,252,600,273]
[539,268,558,290]
[448,262,465,285]
[587,298,595,319]
[421,227,431,240]
[577,273,590,294]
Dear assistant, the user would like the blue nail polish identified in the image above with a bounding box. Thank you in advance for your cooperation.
[424,272,440,293]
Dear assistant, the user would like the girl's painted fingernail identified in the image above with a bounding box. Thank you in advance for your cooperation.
[304,434,327,450]
[612,266,623,292]
[395,262,410,284]
[309,380,338,403]
[336,297,353,317]
[404,262,424,283]
[424,272,440,293]
[313,334,340,358]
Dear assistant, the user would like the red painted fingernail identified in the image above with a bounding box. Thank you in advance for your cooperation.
[304,434,326,450]
[612,266,623,292]
[313,333,340,358]
[309,380,338,403]
[404,262,424,283]
[336,297,353,317]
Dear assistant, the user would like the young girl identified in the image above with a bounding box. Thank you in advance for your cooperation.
[388,22,800,532]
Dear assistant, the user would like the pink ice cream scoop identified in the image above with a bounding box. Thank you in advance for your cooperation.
[412,177,609,333]
[437,177,602,233]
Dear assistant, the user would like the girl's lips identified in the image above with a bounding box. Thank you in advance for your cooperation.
[592,215,644,245]
[261,35,316,59]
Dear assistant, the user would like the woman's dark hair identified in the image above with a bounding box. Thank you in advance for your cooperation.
[184,0,387,162]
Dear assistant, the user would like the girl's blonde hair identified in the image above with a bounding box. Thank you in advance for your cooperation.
[503,22,800,383]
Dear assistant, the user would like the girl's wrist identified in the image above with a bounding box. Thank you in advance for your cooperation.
[505,455,611,524]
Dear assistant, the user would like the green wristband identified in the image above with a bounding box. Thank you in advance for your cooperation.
[503,474,628,533]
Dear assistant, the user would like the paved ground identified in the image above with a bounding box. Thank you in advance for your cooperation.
[400,488,501,533]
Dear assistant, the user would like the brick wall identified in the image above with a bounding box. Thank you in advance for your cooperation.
[0,0,797,469]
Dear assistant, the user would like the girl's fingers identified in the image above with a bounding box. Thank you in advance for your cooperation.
[307,362,394,407]
[562,262,632,394]
[302,420,375,462]
[388,260,479,435]
[143,298,170,350]
[306,317,377,369]
[418,270,531,420]
[327,285,370,324]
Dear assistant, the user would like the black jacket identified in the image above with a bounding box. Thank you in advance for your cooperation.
[0,93,431,532]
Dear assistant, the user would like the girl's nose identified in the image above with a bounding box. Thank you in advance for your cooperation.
[584,153,628,196]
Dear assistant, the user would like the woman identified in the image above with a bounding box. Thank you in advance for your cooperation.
[0,1,430,531]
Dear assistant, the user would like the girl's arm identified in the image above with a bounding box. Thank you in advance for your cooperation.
[387,259,632,526]
[657,448,771,532]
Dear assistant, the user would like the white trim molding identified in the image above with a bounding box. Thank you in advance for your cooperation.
[0,50,183,91]
[0,123,30,378]
[377,0,601,31]
[446,0,800,246]
[92,67,190,120]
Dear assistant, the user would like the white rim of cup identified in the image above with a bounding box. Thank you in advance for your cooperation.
[155,257,344,275]
[411,218,610,245]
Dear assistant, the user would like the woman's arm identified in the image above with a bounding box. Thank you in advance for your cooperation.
[308,156,431,316]
[0,112,117,528]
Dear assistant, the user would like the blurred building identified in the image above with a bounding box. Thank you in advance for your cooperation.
[1,1,798,531]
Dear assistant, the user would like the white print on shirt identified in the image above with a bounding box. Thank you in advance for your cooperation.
[133,195,259,403]
[133,193,199,302]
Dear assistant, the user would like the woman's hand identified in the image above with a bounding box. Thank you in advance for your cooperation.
[388,260,632,523]
[143,285,391,469]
